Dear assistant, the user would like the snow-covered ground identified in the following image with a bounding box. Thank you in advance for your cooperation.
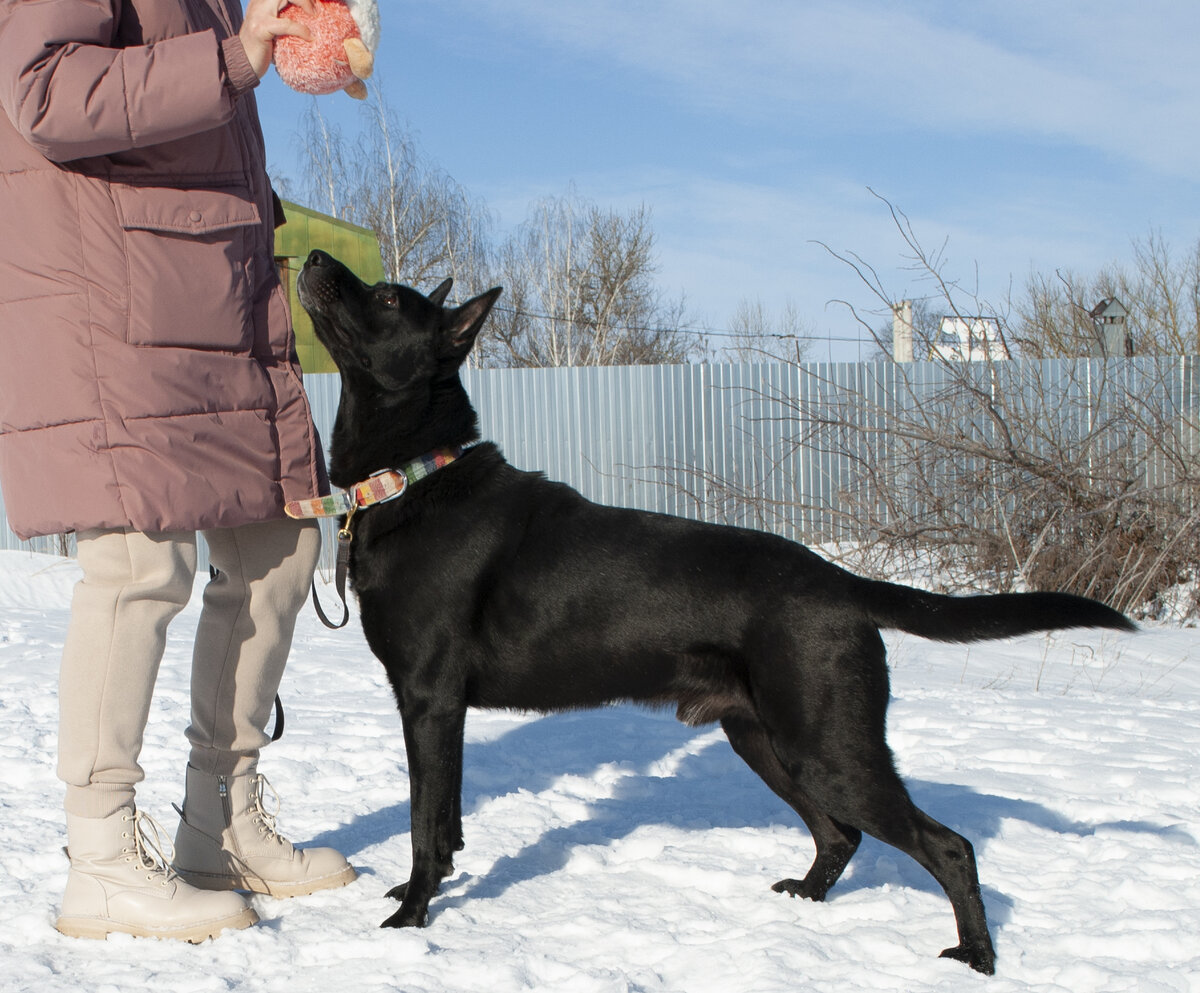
[0,549,1197,993]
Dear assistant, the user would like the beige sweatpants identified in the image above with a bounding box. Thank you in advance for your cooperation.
[58,518,321,819]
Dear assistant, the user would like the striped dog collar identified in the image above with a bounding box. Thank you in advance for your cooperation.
[285,447,463,520]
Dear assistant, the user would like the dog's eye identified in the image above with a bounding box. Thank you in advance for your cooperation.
[377,288,399,310]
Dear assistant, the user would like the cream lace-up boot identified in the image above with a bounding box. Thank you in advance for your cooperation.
[173,766,356,898]
[56,807,257,941]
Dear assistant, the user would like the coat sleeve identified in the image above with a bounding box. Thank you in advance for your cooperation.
[0,0,253,163]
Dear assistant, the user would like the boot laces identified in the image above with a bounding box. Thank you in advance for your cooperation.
[248,774,286,846]
[122,810,178,885]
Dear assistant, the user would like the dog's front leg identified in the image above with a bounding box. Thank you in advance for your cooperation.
[382,699,467,928]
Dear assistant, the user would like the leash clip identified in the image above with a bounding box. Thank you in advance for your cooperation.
[338,501,360,543]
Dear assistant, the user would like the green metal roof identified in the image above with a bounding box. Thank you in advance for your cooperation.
[275,200,385,373]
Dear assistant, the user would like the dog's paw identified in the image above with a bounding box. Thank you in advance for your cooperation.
[939,943,996,975]
[771,877,828,902]
[380,905,428,929]
[380,882,432,927]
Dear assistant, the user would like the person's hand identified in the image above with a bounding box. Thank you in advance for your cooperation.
[240,0,316,79]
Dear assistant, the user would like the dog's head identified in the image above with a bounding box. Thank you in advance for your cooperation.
[297,250,502,482]
[298,250,501,393]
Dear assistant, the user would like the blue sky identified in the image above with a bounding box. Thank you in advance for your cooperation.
[256,1,1200,360]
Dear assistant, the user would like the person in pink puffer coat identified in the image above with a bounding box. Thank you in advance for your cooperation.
[0,0,356,941]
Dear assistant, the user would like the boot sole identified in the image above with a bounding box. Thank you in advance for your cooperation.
[55,906,259,942]
[178,862,358,899]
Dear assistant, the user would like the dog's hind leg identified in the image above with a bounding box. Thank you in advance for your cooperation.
[786,750,994,973]
[754,628,996,974]
[720,714,861,901]
[805,762,995,975]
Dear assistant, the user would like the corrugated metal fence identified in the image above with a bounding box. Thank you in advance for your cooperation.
[3,356,1197,572]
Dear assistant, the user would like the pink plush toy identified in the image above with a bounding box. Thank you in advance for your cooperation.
[274,0,380,100]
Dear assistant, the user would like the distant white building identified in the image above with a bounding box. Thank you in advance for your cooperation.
[929,315,1009,362]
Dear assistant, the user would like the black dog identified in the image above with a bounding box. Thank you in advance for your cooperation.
[297,250,1134,975]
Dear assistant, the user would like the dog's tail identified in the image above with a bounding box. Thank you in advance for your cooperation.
[854,578,1136,642]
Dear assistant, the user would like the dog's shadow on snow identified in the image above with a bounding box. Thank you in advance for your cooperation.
[310,705,1184,929]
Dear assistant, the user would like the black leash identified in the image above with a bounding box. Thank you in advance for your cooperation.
[269,692,285,742]
[311,506,356,630]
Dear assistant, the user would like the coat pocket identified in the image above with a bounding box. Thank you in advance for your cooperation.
[113,185,262,350]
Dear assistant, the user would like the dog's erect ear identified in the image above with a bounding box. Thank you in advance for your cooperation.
[442,287,502,359]
[428,277,453,307]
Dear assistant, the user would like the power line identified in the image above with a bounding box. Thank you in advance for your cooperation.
[490,303,872,345]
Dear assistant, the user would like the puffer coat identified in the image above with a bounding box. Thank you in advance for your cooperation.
[0,0,328,540]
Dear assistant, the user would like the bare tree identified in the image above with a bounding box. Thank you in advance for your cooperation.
[293,109,697,368]
[723,297,814,364]
[295,102,352,221]
[1010,232,1200,357]
[480,193,698,368]
[296,96,492,294]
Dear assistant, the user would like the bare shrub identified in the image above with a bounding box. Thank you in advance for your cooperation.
[686,196,1199,617]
